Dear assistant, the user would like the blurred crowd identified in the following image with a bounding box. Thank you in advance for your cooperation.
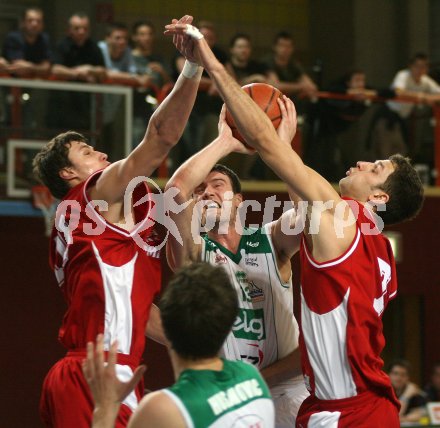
[2,7,440,182]
[388,360,440,425]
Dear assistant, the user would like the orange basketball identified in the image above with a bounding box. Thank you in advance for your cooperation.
[225,83,283,146]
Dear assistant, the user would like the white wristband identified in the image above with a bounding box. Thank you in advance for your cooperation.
[184,25,204,40]
[182,60,200,79]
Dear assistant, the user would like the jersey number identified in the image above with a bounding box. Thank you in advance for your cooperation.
[373,257,391,316]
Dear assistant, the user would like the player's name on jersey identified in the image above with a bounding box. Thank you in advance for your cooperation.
[207,379,263,416]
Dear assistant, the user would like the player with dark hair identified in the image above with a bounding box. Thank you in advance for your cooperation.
[34,15,203,428]
[164,20,424,427]
[165,86,309,426]
[83,263,275,427]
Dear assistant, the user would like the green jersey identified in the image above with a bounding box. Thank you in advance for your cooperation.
[201,225,299,369]
[163,359,274,427]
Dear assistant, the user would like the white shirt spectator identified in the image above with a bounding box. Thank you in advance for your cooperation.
[388,69,440,118]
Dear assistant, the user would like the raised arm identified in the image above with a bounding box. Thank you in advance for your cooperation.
[164,25,337,204]
[91,15,202,205]
[164,23,356,262]
[165,107,253,271]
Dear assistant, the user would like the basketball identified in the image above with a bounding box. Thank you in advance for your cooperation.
[225,83,283,145]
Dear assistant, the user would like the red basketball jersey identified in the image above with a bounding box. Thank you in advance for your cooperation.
[299,199,399,407]
[49,171,161,361]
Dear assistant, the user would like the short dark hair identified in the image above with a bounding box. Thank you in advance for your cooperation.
[210,164,241,194]
[273,31,293,44]
[131,20,155,35]
[159,262,238,360]
[106,22,129,37]
[33,131,88,199]
[230,33,251,48]
[388,359,412,374]
[376,154,424,225]
[409,52,429,65]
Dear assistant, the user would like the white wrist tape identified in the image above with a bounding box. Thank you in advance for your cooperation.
[182,60,200,79]
[184,25,204,40]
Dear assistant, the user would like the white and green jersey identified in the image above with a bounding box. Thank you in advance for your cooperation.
[201,225,299,369]
[163,359,274,428]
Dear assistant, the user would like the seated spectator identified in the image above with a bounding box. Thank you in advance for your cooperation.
[131,20,171,88]
[48,12,107,131]
[387,53,440,163]
[226,33,277,86]
[261,31,317,100]
[225,33,277,179]
[389,359,427,423]
[2,7,52,132]
[425,362,440,402]
[305,69,376,181]
[170,21,227,169]
[99,22,149,159]
[51,12,106,83]
[388,52,440,117]
[131,20,171,147]
[2,7,51,78]
[99,22,148,86]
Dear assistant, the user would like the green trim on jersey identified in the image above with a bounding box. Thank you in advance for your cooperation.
[201,225,297,368]
[202,227,288,288]
[202,227,273,264]
[166,359,272,428]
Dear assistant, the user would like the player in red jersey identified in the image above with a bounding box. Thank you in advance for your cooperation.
[32,15,202,428]
[164,21,424,427]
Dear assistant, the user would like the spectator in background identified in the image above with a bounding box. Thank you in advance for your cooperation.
[52,12,106,83]
[2,7,52,132]
[2,7,51,78]
[131,21,171,147]
[306,69,378,181]
[226,33,277,86]
[131,20,171,88]
[387,53,440,164]
[388,53,440,118]
[389,359,427,423]
[170,21,227,170]
[261,31,317,101]
[99,22,148,86]
[49,12,107,131]
[98,22,150,160]
[425,363,440,402]
[225,33,278,179]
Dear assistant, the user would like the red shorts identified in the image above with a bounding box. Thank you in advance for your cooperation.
[40,350,143,428]
[296,390,400,428]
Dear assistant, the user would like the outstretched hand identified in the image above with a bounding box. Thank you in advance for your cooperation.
[82,335,146,419]
[276,95,297,145]
[218,105,256,155]
[164,16,202,64]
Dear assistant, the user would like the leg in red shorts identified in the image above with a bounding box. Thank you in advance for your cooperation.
[296,391,400,428]
[40,355,143,428]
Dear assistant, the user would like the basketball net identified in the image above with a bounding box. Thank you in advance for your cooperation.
[31,185,57,237]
